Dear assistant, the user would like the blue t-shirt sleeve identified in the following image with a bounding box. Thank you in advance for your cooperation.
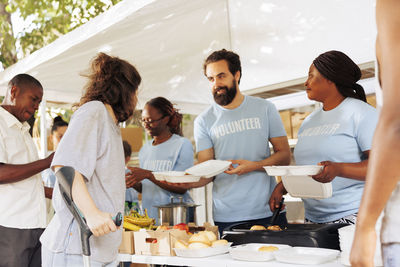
[173,138,194,171]
[266,101,287,138]
[194,116,213,153]
[355,106,378,151]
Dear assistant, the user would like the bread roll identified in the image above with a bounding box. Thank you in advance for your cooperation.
[201,231,217,242]
[266,225,282,231]
[188,242,210,249]
[211,239,228,247]
[250,225,267,230]
[174,240,189,249]
[258,245,279,252]
[189,233,211,246]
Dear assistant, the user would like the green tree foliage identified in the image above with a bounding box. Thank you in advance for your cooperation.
[0,0,121,69]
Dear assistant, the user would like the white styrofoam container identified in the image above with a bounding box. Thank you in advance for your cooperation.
[174,243,232,258]
[273,247,340,265]
[264,165,323,176]
[229,243,291,262]
[185,160,231,178]
[152,171,201,183]
[282,175,332,199]
[153,160,231,183]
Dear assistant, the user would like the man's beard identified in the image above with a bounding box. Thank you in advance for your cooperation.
[213,81,237,106]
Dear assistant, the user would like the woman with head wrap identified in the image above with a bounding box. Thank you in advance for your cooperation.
[269,50,378,224]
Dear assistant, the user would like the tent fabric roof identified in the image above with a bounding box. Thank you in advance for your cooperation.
[0,0,376,114]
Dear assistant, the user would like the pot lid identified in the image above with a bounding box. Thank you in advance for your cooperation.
[154,202,200,208]
[153,196,200,208]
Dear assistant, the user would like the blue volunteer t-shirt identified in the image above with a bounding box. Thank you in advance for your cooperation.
[140,134,194,223]
[294,97,378,223]
[194,95,287,222]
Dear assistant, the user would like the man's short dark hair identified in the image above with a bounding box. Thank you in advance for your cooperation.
[203,49,242,83]
[8,74,43,91]
[123,140,132,158]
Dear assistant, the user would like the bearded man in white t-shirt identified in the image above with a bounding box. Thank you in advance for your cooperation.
[0,74,54,267]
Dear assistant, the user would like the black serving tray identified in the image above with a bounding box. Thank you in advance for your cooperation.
[221,222,349,250]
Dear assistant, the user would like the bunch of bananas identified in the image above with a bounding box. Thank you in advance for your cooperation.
[123,209,155,231]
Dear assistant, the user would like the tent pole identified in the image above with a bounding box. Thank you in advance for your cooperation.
[225,0,233,50]
[39,100,48,158]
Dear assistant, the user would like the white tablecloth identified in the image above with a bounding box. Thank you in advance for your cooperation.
[117,253,346,267]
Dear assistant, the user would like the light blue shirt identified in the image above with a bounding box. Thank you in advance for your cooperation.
[140,134,194,223]
[194,96,287,222]
[294,97,378,223]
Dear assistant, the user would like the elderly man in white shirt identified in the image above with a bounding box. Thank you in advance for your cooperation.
[0,74,54,267]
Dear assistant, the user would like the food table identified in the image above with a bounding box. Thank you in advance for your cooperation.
[117,253,346,267]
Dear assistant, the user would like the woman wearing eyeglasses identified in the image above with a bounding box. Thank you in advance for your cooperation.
[125,97,194,223]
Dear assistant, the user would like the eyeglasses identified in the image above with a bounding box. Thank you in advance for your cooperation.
[140,115,166,125]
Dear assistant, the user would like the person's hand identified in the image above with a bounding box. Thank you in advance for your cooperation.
[350,225,376,267]
[85,209,118,237]
[44,152,55,167]
[311,161,340,183]
[126,167,152,188]
[269,182,287,212]
[225,160,258,176]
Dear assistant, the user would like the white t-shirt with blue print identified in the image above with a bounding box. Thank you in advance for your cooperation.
[140,134,194,223]
[294,97,378,223]
[194,95,287,222]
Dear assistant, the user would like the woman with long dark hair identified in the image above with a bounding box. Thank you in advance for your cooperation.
[126,97,194,223]
[40,52,141,266]
[269,50,378,224]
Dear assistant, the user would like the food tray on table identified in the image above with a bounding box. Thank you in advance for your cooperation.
[152,160,231,183]
[229,243,291,261]
[273,247,340,265]
[174,242,232,258]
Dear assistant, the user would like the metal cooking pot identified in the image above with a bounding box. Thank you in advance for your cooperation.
[154,196,199,225]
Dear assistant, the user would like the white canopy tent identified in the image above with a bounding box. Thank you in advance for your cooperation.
[0,0,377,114]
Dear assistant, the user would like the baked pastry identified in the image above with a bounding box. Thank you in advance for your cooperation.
[174,240,189,249]
[188,242,210,249]
[258,245,279,252]
[211,239,228,247]
[189,233,211,246]
[201,231,217,242]
[250,225,267,230]
[266,225,282,231]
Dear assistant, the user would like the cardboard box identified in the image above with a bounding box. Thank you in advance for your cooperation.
[188,222,219,239]
[134,229,189,256]
[121,127,143,153]
[119,230,135,254]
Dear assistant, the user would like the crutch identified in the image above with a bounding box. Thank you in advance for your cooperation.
[56,166,122,267]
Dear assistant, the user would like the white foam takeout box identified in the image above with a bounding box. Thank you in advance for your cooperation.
[153,160,231,183]
[264,165,332,199]
[229,243,291,262]
[273,247,340,265]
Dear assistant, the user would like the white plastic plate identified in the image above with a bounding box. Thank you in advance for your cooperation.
[152,171,201,183]
[229,243,291,262]
[174,242,232,258]
[274,247,340,265]
[282,175,332,199]
[185,160,231,178]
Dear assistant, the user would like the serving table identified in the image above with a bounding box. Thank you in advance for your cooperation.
[117,253,346,267]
